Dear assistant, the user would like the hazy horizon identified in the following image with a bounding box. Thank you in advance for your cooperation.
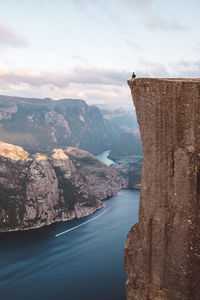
[0,0,199,107]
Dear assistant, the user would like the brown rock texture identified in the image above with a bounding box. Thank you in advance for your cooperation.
[125,78,200,300]
[0,142,123,232]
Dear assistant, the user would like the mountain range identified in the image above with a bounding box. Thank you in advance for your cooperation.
[0,95,119,155]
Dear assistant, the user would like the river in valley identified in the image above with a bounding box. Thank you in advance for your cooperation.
[0,151,140,300]
[95,150,115,166]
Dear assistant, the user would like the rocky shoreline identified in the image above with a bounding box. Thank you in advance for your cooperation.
[3,203,105,233]
[0,142,123,233]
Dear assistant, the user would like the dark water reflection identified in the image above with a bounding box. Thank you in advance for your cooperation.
[0,190,139,300]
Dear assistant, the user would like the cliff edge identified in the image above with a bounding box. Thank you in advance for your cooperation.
[125,78,200,300]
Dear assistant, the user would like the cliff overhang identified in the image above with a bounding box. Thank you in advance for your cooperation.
[125,78,200,300]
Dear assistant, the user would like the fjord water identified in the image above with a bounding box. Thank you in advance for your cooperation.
[0,152,139,300]
[95,150,115,166]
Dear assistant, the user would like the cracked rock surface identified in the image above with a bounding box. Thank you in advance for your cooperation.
[125,78,200,300]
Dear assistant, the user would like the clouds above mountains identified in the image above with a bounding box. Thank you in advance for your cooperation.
[0,59,200,106]
[0,23,29,48]
[1,53,200,85]
[0,66,129,88]
[1,60,200,93]
[0,65,131,105]
[0,0,197,106]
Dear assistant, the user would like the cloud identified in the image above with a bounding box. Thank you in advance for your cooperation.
[69,55,89,62]
[0,23,29,48]
[193,43,200,52]
[137,59,200,78]
[1,59,199,95]
[170,60,200,77]
[68,0,186,31]
[0,66,129,88]
[138,59,170,77]
[124,0,187,31]
[126,40,143,51]
[124,0,152,12]
[1,59,200,107]
[144,14,187,31]
[0,64,133,106]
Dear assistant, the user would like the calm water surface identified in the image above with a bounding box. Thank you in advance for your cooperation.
[95,150,115,166]
[0,152,140,300]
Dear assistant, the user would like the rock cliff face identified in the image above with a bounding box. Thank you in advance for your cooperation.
[113,161,142,189]
[125,78,200,300]
[0,95,118,154]
[0,142,122,232]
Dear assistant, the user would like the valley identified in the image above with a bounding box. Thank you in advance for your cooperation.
[0,150,140,300]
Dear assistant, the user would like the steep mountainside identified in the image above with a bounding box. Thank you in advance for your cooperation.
[0,142,123,232]
[113,160,142,189]
[100,107,138,132]
[0,95,118,154]
[108,132,142,162]
[125,78,200,300]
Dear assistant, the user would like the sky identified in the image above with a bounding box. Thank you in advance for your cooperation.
[0,0,200,107]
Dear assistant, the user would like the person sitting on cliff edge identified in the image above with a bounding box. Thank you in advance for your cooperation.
[132,72,136,79]
[127,72,136,88]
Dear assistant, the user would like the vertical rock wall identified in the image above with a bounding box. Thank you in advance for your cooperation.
[125,78,200,300]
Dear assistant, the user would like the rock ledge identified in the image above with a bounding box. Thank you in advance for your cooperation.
[125,78,200,300]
